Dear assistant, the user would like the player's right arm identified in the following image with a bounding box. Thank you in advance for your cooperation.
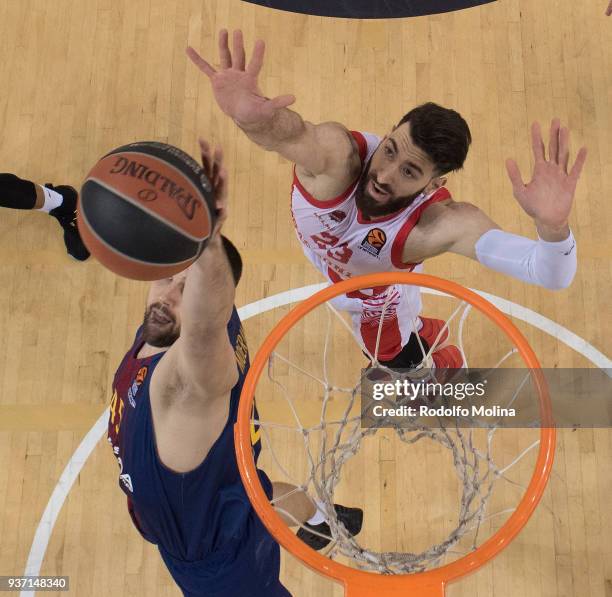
[147,140,238,473]
[160,141,236,397]
[187,30,361,199]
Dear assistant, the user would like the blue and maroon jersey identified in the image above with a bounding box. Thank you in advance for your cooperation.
[107,308,289,596]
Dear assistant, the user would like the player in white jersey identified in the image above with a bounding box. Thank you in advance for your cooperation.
[188,30,587,369]
[291,129,461,365]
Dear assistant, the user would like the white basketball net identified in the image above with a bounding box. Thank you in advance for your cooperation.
[252,286,542,574]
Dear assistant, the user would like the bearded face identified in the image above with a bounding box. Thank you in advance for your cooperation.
[141,301,181,348]
[354,156,427,219]
[354,123,441,220]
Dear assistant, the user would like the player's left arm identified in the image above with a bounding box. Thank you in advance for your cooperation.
[428,119,587,290]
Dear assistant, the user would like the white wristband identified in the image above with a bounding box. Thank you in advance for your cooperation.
[475,229,577,290]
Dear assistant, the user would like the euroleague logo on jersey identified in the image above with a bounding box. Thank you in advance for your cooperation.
[359,228,387,257]
[127,366,148,408]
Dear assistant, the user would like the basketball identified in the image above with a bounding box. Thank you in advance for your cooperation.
[77,141,216,281]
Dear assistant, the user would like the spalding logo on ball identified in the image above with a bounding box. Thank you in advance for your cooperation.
[77,141,216,281]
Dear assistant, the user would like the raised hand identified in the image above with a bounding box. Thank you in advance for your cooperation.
[187,30,295,127]
[199,138,228,238]
[505,119,587,239]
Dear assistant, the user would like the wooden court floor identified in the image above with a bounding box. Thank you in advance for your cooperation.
[0,0,610,595]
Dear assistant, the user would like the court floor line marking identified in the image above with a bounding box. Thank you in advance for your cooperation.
[22,284,611,594]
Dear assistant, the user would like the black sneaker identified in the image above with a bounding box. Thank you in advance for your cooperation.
[297,504,363,551]
[46,184,90,261]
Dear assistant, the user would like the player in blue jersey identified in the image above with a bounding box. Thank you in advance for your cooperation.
[107,139,363,597]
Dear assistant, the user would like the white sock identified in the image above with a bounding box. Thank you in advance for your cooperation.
[37,185,63,213]
[307,500,327,526]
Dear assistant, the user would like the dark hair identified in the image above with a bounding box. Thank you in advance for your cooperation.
[221,235,243,286]
[397,103,471,175]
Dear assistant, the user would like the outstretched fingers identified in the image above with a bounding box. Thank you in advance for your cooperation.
[186,29,244,76]
[199,139,224,183]
[199,138,213,175]
[268,94,296,110]
[199,139,228,225]
[557,126,571,173]
[505,158,525,192]
[212,157,229,230]
[548,118,560,165]
[214,166,228,208]
[540,118,586,180]
[186,46,216,78]
[246,39,266,77]
[569,147,588,186]
[232,30,246,71]
[218,29,232,69]
[211,146,224,187]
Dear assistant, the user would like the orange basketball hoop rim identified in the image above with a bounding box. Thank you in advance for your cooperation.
[235,273,555,597]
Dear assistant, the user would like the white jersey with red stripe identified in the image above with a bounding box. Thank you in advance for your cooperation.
[292,131,450,287]
[290,130,452,361]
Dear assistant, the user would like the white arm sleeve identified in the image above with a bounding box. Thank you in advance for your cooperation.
[474,229,577,290]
